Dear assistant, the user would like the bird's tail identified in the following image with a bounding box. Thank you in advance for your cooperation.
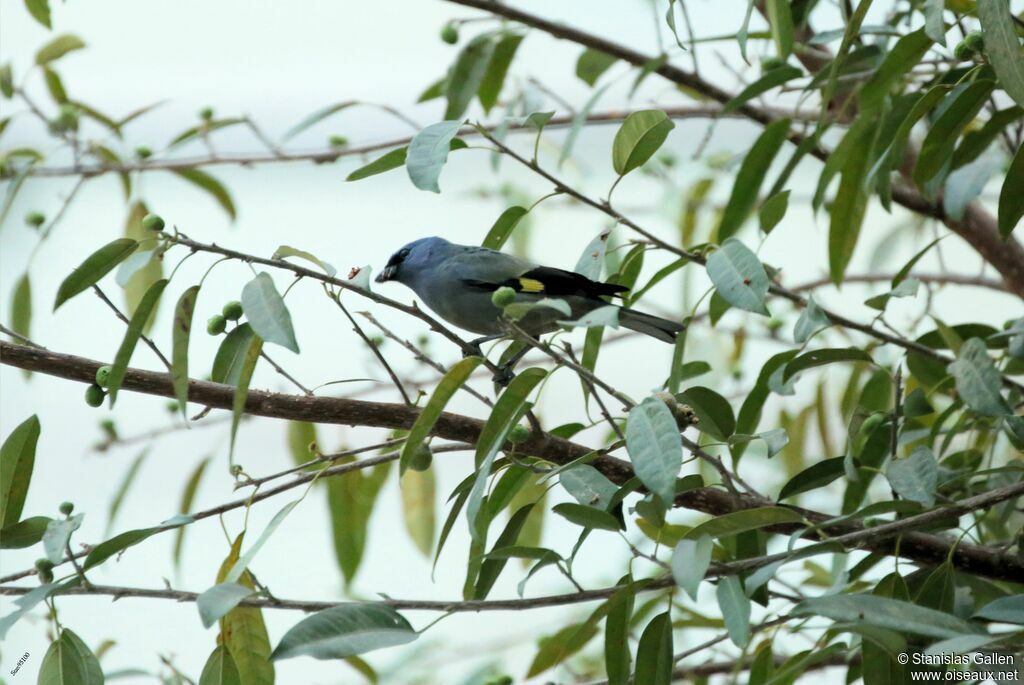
[617,307,685,343]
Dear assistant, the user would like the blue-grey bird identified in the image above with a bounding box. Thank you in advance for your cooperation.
[375,237,683,380]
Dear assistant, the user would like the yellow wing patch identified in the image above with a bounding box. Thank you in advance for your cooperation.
[517,278,545,293]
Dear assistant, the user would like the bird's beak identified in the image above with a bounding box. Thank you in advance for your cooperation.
[375,265,396,283]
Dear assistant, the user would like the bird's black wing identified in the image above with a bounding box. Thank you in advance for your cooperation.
[462,265,629,299]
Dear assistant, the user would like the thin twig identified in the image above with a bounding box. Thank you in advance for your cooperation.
[91,286,172,370]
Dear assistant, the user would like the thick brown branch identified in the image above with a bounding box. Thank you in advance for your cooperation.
[446,0,1024,296]
[3,341,1023,582]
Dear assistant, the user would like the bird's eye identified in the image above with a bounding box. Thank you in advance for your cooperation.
[398,248,410,259]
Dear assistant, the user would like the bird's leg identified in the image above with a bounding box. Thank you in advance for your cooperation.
[464,333,505,359]
[492,339,533,386]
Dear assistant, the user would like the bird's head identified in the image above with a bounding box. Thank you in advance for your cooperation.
[375,236,452,285]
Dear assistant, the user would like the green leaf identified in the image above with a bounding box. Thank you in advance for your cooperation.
[24,0,52,29]
[952,106,1024,169]
[611,109,675,176]
[706,238,770,316]
[859,29,932,112]
[10,272,31,347]
[36,34,85,65]
[914,80,995,186]
[38,628,104,685]
[0,515,51,549]
[576,48,617,86]
[626,396,682,507]
[0,581,57,639]
[886,446,938,507]
[758,190,790,234]
[947,337,1011,416]
[604,583,634,685]
[998,139,1024,238]
[271,604,416,661]
[686,506,802,540]
[225,500,300,585]
[241,272,299,353]
[42,513,82,563]
[106,279,169,405]
[214,535,274,685]
[212,323,257,384]
[400,467,435,557]
[716,576,751,647]
[168,118,247,148]
[722,66,802,115]
[783,347,872,382]
[407,120,463,193]
[466,368,547,541]
[829,114,878,283]
[272,245,337,277]
[53,238,138,310]
[173,456,209,566]
[83,526,162,570]
[328,459,390,586]
[0,415,39,528]
[478,33,523,112]
[974,595,1024,624]
[634,612,673,685]
[171,168,237,220]
[446,34,496,119]
[944,155,999,221]
[527,621,599,677]
[559,464,618,511]
[923,0,946,45]
[171,285,200,420]
[793,594,981,639]
[778,456,847,501]
[678,386,735,440]
[553,502,622,531]
[282,101,356,141]
[766,0,794,59]
[574,228,612,281]
[474,504,533,599]
[346,147,408,181]
[229,333,263,456]
[198,583,257,628]
[718,118,791,241]
[482,206,528,250]
[123,202,163,335]
[106,448,148,533]
[672,535,713,600]
[977,0,1024,108]
[400,356,482,473]
[793,295,831,343]
[199,645,241,685]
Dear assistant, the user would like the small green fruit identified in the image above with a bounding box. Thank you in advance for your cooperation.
[207,315,227,335]
[328,134,349,148]
[369,335,385,348]
[222,300,244,321]
[508,425,530,444]
[964,31,984,52]
[34,559,54,583]
[491,286,517,308]
[440,23,459,44]
[408,444,433,472]
[166,400,180,413]
[953,41,972,61]
[135,145,153,159]
[95,365,112,387]
[199,106,214,120]
[25,211,45,228]
[58,501,74,516]
[85,384,105,407]
[142,213,165,232]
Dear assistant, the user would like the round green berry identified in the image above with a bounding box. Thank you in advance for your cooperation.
[222,300,244,321]
[135,145,153,159]
[25,211,45,228]
[58,501,74,516]
[328,134,349,148]
[953,41,972,61]
[440,23,459,44]
[207,315,227,336]
[34,558,54,573]
[508,425,530,444]
[199,106,214,120]
[491,286,517,308]
[964,31,984,52]
[95,365,112,387]
[408,444,433,472]
[142,213,165,232]
[85,384,105,407]
[166,400,180,413]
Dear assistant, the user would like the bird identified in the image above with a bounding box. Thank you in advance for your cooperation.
[375,236,684,383]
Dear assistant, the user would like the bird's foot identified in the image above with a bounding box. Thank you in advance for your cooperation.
[491,365,516,387]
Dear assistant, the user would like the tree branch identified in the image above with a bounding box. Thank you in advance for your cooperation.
[3,340,1023,582]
